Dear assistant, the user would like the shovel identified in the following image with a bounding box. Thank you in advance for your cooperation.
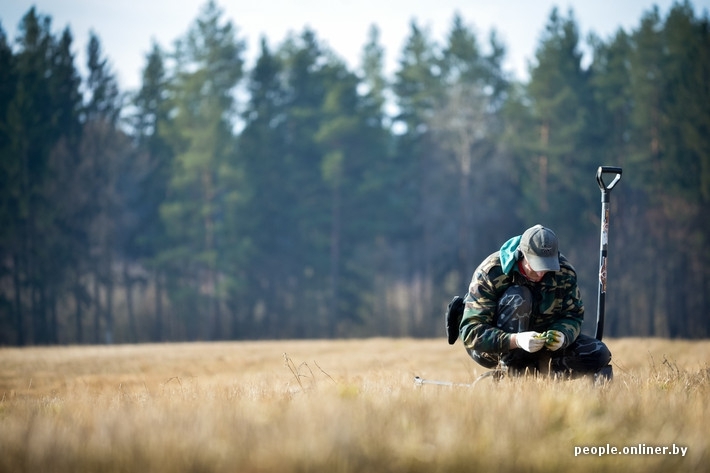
[595,166,622,341]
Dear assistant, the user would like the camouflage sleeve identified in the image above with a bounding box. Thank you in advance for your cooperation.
[544,261,584,348]
[460,255,513,354]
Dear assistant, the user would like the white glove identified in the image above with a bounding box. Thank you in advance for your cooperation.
[545,330,565,351]
[514,331,545,353]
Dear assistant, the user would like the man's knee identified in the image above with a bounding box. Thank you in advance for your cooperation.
[560,334,612,373]
[466,347,499,369]
[578,335,611,367]
[596,341,612,367]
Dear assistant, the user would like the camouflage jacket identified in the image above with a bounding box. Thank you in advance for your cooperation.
[460,236,584,354]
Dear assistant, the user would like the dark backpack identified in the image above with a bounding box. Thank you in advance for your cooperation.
[445,295,465,345]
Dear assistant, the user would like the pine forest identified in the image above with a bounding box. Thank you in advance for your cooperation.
[0,1,709,345]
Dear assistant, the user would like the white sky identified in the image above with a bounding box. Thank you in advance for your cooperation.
[1,0,708,91]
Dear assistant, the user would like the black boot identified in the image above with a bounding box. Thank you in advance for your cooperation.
[594,365,613,385]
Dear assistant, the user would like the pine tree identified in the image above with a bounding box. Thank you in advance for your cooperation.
[43,26,85,344]
[625,3,710,337]
[235,37,290,338]
[391,21,444,335]
[434,14,514,289]
[0,23,19,344]
[159,0,245,340]
[5,8,57,344]
[81,31,129,344]
[130,42,172,341]
[360,25,388,116]
[588,29,635,336]
[526,7,597,236]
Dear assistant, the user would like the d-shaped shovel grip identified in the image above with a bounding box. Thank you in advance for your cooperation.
[596,166,622,193]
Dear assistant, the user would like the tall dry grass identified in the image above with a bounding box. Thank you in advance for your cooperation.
[0,338,708,472]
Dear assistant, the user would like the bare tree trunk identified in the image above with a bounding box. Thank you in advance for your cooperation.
[539,122,549,213]
[154,270,163,342]
[124,262,137,342]
[93,271,101,344]
[49,291,58,344]
[74,282,84,344]
[329,181,341,338]
[12,253,25,346]
[105,272,114,344]
[33,282,46,344]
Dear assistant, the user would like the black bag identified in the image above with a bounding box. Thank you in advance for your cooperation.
[445,295,465,345]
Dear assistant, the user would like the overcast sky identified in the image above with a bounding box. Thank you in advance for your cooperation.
[1,0,708,91]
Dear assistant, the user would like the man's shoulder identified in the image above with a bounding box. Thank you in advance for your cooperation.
[477,251,503,274]
[473,252,512,287]
[558,253,577,277]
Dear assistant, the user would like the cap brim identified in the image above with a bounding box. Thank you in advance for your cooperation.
[526,255,560,272]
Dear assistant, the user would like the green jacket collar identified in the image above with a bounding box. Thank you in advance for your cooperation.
[499,235,521,275]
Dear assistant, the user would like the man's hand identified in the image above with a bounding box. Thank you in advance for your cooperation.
[513,331,545,353]
[544,330,565,351]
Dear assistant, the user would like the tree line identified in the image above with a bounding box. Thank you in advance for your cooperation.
[1,1,708,345]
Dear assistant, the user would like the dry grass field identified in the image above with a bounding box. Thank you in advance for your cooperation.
[1,337,708,473]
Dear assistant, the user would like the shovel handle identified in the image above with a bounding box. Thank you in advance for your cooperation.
[596,166,622,192]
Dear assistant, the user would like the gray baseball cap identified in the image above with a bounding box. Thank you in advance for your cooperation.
[519,225,560,272]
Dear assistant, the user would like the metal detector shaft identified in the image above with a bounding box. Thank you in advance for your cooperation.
[414,376,470,387]
[414,371,503,388]
[595,166,622,341]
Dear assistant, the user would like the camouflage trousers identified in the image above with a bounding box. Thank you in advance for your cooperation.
[467,285,612,378]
